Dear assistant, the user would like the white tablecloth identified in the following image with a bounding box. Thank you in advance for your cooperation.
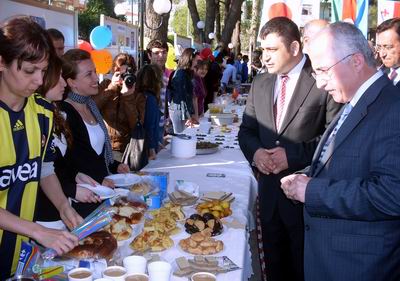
[140,120,258,281]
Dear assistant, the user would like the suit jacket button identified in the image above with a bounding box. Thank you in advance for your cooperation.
[275,140,280,146]
[305,225,310,231]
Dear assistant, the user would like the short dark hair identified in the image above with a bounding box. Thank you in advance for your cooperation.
[376,18,400,39]
[259,17,301,49]
[112,53,137,74]
[61,49,91,93]
[0,16,55,69]
[0,16,57,90]
[47,28,65,42]
[146,39,168,53]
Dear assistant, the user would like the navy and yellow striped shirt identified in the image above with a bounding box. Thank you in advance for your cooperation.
[0,94,55,279]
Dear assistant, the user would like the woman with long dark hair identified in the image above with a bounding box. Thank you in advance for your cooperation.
[135,64,163,160]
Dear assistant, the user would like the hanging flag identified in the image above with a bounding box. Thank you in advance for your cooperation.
[260,0,302,29]
[331,0,369,37]
[377,0,400,25]
[258,0,321,41]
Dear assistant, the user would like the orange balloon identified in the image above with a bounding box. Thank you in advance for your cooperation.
[91,50,112,74]
[268,3,292,19]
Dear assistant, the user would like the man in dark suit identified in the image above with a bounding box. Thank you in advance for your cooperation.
[281,22,400,281]
[238,17,340,281]
[376,18,400,87]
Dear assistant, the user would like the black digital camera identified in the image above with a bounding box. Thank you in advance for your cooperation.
[120,67,136,89]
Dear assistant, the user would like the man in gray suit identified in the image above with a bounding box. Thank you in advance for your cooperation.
[281,22,400,281]
[238,17,340,281]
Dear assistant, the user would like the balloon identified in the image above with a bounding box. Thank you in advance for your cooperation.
[78,39,93,53]
[165,42,177,70]
[91,50,112,74]
[90,26,112,50]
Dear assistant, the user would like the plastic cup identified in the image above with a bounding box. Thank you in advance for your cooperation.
[125,273,149,281]
[68,268,93,281]
[147,261,172,281]
[123,255,147,274]
[191,272,217,281]
[102,266,127,281]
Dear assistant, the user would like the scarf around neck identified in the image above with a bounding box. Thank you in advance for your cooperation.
[68,91,113,174]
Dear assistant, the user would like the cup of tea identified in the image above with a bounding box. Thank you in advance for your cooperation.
[68,268,93,281]
[102,266,127,281]
[123,255,147,274]
[191,272,217,281]
[125,273,149,281]
[147,261,172,281]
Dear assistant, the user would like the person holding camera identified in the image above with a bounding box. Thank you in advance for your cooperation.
[95,53,146,161]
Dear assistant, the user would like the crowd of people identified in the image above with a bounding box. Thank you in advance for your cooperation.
[1,12,400,281]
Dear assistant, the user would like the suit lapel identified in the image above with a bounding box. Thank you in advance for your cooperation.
[310,109,343,175]
[279,58,315,135]
[312,75,390,176]
[260,74,277,131]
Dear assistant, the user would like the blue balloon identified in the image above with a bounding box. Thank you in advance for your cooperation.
[90,26,112,50]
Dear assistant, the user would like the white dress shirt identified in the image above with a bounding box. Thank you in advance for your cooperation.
[273,55,306,131]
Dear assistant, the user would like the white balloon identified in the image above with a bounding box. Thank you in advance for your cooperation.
[228,43,234,49]
[197,21,205,29]
[208,32,215,39]
[114,3,127,16]
[153,0,172,15]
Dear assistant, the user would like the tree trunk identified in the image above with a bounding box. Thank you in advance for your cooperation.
[145,0,170,42]
[232,20,241,55]
[205,0,216,44]
[215,0,221,43]
[187,0,201,42]
[248,0,263,54]
[220,0,243,48]
[224,0,231,27]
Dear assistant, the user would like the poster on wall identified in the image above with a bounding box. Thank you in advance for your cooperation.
[100,14,139,62]
[173,33,192,57]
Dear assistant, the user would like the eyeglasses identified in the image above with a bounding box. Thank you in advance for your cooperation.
[375,44,394,52]
[151,50,167,56]
[312,53,355,81]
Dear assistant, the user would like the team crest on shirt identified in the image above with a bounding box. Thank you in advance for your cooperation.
[13,120,25,132]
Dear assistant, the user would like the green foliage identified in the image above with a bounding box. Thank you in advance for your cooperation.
[369,0,377,32]
[171,0,206,37]
[78,0,124,41]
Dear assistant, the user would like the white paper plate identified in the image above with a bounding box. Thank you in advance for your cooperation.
[78,184,116,199]
[106,173,142,187]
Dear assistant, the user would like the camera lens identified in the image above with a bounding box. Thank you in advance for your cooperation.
[120,67,136,89]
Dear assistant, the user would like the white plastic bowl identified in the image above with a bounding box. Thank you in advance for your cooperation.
[210,113,234,126]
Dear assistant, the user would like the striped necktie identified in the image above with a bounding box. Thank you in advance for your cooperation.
[274,75,289,129]
[318,103,353,164]
[389,70,398,81]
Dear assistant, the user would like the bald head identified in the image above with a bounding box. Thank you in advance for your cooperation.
[303,19,329,53]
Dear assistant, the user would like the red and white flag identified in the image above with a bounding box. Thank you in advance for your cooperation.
[260,0,320,29]
[378,0,400,25]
